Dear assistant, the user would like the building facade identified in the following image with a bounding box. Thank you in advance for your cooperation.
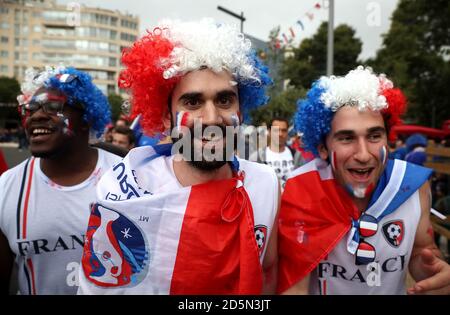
[0,0,139,95]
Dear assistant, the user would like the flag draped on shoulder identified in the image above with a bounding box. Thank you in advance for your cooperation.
[79,144,262,294]
[277,158,432,293]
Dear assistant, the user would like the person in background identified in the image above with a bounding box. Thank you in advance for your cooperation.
[111,125,135,151]
[405,133,428,166]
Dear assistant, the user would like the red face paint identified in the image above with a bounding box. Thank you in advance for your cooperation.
[427,225,434,239]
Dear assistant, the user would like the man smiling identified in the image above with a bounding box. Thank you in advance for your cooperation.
[0,66,121,294]
[278,66,450,295]
[77,18,279,295]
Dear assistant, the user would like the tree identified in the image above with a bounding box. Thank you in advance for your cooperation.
[0,77,21,123]
[107,93,124,122]
[251,87,305,126]
[282,22,362,90]
[369,0,450,127]
[0,76,20,103]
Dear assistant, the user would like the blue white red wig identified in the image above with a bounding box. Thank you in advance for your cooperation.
[17,65,111,138]
[118,18,272,135]
[295,66,407,156]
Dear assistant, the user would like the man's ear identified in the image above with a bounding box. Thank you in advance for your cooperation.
[318,143,329,161]
[163,110,172,131]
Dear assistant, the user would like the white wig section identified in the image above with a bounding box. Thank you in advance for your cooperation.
[318,66,393,112]
[160,18,258,82]
[18,65,67,101]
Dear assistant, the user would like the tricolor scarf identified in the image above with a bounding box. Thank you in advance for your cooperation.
[80,144,262,294]
[277,158,432,293]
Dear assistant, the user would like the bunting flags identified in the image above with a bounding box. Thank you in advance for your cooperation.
[270,2,326,50]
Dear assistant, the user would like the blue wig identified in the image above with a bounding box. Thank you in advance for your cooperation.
[47,67,111,138]
[294,80,333,156]
[238,51,273,122]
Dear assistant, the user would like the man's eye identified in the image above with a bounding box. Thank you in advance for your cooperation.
[47,102,63,111]
[368,133,382,141]
[218,96,232,105]
[338,136,353,142]
[184,99,200,107]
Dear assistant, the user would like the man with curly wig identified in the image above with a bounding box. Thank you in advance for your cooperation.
[77,19,279,295]
[0,66,122,294]
[278,66,450,295]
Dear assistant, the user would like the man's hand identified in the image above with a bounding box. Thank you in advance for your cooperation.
[407,248,450,295]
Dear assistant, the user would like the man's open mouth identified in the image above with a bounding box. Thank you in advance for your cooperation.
[347,167,374,181]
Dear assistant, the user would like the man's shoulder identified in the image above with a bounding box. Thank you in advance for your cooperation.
[238,158,277,180]
[0,158,32,184]
[97,147,123,166]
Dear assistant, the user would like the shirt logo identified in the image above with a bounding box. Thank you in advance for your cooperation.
[382,220,404,248]
[82,203,149,287]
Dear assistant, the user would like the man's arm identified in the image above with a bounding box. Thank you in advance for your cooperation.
[281,274,310,295]
[408,181,450,294]
[0,230,14,294]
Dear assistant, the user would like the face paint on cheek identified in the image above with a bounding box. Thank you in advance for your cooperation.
[57,112,74,136]
[330,151,337,171]
[380,145,388,165]
[231,112,240,127]
[176,111,190,134]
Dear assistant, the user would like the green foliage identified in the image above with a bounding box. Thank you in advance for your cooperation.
[107,93,124,122]
[282,22,362,90]
[0,76,20,103]
[251,87,305,126]
[369,0,450,128]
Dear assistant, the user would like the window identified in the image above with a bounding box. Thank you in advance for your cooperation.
[0,51,8,58]
[0,22,10,29]
[33,25,41,33]
[0,8,9,14]
[0,65,9,73]
[1,36,8,43]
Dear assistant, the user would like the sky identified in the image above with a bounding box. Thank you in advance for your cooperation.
[58,0,400,60]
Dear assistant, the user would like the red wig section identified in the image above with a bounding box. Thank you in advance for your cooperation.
[381,88,407,142]
[119,29,179,135]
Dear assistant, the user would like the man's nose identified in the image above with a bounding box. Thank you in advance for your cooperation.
[201,101,222,125]
[353,138,371,163]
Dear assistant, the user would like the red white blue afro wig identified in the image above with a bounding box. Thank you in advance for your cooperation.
[17,65,111,138]
[295,66,407,156]
[118,18,272,135]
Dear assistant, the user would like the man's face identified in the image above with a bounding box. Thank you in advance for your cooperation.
[22,88,85,158]
[319,106,388,200]
[270,120,289,149]
[170,68,240,171]
[112,132,132,150]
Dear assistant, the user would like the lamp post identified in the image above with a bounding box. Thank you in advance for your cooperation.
[327,0,334,75]
[217,5,246,33]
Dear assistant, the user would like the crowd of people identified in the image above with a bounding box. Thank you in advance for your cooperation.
[0,18,449,296]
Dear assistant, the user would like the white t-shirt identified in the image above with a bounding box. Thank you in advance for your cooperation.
[309,191,422,295]
[265,147,294,189]
[0,148,121,295]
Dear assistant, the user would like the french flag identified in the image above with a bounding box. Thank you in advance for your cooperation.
[78,145,264,295]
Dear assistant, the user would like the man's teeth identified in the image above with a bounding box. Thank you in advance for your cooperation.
[351,169,370,174]
[32,128,52,135]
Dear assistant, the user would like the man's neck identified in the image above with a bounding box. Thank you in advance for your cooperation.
[40,144,98,186]
[352,196,371,213]
[269,143,286,153]
[172,156,233,187]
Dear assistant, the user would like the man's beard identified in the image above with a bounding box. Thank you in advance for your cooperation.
[171,124,236,172]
